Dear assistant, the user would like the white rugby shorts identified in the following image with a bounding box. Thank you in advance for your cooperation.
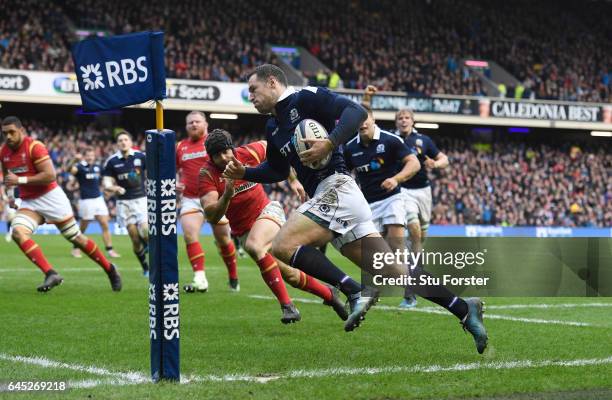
[20,186,74,223]
[369,191,407,233]
[297,173,377,250]
[78,196,109,220]
[402,186,432,229]
[116,197,147,227]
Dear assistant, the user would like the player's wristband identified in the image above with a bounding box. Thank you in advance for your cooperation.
[18,176,28,184]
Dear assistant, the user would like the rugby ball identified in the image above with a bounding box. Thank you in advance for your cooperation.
[294,119,332,170]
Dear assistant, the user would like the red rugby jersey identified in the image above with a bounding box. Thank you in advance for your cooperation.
[176,135,209,198]
[0,136,58,200]
[198,141,270,236]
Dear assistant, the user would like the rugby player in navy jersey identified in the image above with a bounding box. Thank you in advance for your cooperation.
[343,104,420,252]
[103,131,149,276]
[69,147,120,259]
[395,108,449,308]
[224,65,487,353]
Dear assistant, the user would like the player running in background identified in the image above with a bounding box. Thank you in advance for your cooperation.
[225,65,487,353]
[69,147,120,259]
[176,111,239,293]
[199,129,347,323]
[0,116,121,292]
[103,131,149,276]
[395,108,449,308]
[343,103,420,253]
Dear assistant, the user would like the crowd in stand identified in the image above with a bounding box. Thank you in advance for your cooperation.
[430,137,612,227]
[1,119,610,228]
[0,0,609,102]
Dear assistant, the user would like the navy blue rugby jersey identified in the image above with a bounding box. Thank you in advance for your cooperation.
[103,149,146,200]
[344,126,414,203]
[74,161,102,199]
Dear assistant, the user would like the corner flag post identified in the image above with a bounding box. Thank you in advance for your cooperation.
[71,31,179,382]
[146,99,180,382]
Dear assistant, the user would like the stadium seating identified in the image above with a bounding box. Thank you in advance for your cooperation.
[0,0,609,101]
[430,137,612,227]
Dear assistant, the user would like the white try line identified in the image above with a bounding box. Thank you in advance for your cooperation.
[0,353,148,385]
[249,295,604,328]
[2,352,612,387]
[486,303,612,310]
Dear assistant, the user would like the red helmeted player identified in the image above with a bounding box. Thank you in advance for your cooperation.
[0,116,121,292]
[176,111,238,293]
[199,129,348,323]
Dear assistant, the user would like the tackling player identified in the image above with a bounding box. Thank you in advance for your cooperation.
[225,65,487,353]
[176,111,239,293]
[199,129,348,323]
[0,116,121,292]
[395,108,449,308]
[103,131,149,276]
[69,147,120,259]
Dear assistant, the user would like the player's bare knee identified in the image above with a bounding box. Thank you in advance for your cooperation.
[408,223,421,241]
[137,222,148,241]
[11,226,31,243]
[183,229,199,245]
[11,214,38,243]
[212,227,231,246]
[243,237,264,260]
[270,237,296,264]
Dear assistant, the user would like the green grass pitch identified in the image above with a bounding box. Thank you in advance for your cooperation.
[0,235,611,399]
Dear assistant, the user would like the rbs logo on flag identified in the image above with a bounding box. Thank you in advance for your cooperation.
[80,57,148,91]
[72,31,166,111]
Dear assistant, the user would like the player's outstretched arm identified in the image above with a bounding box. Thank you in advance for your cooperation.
[362,84,377,107]
[239,142,290,183]
[68,153,82,175]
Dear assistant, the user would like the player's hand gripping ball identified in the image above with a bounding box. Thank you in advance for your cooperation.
[294,119,333,170]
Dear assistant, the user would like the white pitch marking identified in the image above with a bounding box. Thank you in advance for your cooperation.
[68,378,136,388]
[281,356,612,379]
[0,353,148,384]
[248,295,601,327]
[2,352,612,388]
[485,303,612,310]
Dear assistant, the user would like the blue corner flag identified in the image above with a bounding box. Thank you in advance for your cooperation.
[71,32,180,382]
[146,129,180,382]
[71,31,166,111]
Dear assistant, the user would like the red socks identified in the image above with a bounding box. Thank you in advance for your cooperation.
[186,242,205,272]
[257,253,291,305]
[297,271,333,302]
[83,238,112,272]
[219,242,238,280]
[18,239,52,274]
